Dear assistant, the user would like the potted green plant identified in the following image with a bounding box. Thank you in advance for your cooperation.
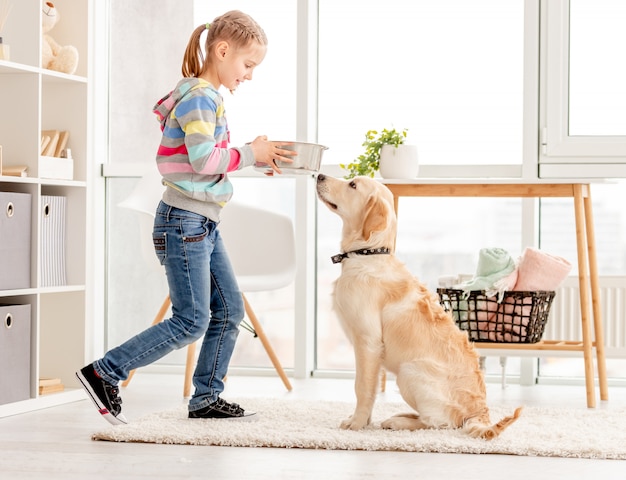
[341,127,416,179]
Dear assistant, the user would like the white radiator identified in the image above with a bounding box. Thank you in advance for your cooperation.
[545,276,626,358]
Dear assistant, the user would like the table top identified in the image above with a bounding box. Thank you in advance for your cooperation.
[382,181,592,198]
[380,178,600,185]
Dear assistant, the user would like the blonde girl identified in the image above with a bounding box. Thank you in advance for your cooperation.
[77,10,293,424]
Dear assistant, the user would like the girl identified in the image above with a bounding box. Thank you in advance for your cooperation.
[77,10,294,424]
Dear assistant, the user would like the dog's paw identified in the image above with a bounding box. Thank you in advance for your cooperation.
[381,417,400,430]
[340,414,369,430]
[382,413,424,431]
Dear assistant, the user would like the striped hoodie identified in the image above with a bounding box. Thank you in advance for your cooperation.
[153,77,256,220]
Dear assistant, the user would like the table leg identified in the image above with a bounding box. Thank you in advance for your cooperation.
[583,187,609,401]
[573,185,596,408]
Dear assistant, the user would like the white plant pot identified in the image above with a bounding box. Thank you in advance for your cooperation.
[379,144,419,179]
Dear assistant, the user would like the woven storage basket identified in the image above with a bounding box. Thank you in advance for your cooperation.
[437,288,555,343]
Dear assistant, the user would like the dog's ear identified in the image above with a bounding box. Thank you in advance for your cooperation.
[362,195,388,241]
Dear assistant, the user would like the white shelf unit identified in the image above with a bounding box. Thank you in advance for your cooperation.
[0,0,92,417]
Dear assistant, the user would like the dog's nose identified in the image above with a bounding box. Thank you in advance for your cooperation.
[317,174,325,182]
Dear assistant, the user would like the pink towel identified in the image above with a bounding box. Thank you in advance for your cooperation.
[511,247,572,291]
[490,247,572,297]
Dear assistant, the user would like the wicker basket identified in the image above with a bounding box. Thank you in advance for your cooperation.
[437,288,555,343]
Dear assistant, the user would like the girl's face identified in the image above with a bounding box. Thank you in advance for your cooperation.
[217,42,267,92]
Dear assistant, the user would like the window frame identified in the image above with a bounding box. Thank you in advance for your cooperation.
[540,0,626,178]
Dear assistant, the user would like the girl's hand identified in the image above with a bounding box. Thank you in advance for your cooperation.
[249,135,297,175]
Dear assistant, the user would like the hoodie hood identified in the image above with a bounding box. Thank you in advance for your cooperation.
[153,78,219,129]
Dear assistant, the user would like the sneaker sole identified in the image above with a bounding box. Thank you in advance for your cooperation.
[75,370,128,426]
[189,411,258,420]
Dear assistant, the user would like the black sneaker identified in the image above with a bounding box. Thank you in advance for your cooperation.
[76,364,128,425]
[188,397,256,419]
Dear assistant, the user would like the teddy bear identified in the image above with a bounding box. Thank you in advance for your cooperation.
[41,1,78,75]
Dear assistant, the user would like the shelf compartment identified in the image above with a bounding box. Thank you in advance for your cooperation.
[39,291,85,389]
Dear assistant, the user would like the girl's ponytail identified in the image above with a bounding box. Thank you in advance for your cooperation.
[181,24,208,78]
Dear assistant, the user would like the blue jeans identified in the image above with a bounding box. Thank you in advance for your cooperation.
[95,201,244,411]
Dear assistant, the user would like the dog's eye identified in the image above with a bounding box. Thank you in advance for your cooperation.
[349,181,357,189]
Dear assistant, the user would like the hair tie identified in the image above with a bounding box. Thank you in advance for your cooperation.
[205,23,211,30]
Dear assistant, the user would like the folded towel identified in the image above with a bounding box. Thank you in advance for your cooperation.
[512,247,572,291]
[456,247,516,293]
[490,247,572,297]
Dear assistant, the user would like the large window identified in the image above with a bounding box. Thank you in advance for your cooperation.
[538,0,626,383]
[315,0,626,380]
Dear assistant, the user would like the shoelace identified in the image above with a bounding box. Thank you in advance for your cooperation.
[215,398,243,415]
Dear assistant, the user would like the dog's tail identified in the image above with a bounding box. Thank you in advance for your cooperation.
[463,406,523,440]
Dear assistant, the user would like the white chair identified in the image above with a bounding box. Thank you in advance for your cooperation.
[219,201,295,392]
[118,167,294,395]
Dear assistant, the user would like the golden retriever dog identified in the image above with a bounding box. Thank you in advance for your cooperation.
[316,174,522,440]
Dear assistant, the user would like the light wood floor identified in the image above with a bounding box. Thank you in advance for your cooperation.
[0,372,624,480]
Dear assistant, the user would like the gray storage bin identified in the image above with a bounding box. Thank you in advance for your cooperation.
[0,304,32,405]
[0,191,32,290]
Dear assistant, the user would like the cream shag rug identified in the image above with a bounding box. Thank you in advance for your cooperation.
[92,397,626,459]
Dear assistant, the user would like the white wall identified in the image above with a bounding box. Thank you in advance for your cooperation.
[109,0,194,167]
[105,1,194,356]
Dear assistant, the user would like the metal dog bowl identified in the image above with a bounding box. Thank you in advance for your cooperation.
[254,141,328,175]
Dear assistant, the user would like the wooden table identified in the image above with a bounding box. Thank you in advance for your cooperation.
[383,180,608,408]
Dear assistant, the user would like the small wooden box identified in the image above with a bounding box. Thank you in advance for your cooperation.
[39,155,73,181]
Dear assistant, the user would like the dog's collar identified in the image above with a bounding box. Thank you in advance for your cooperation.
[331,247,391,264]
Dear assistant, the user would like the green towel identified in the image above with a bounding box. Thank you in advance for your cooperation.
[457,247,516,293]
